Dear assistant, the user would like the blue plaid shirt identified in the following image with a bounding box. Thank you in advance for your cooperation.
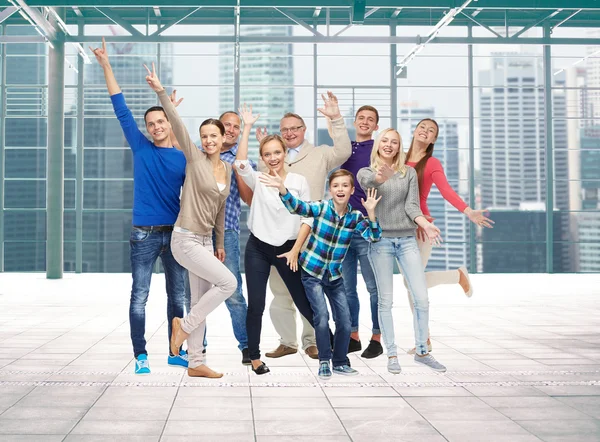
[220,144,256,232]
[281,192,381,281]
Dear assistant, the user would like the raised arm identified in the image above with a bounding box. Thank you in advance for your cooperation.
[90,38,147,151]
[144,63,199,161]
[259,171,323,218]
[356,188,383,242]
[317,91,351,170]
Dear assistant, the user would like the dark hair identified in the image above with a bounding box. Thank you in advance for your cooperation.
[200,118,226,136]
[219,111,240,121]
[404,118,439,187]
[355,105,379,124]
[329,169,355,188]
[259,134,287,156]
[144,106,167,124]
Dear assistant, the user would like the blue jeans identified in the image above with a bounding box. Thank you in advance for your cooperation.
[368,237,429,357]
[301,270,351,367]
[129,227,187,358]
[184,230,249,351]
[342,232,380,334]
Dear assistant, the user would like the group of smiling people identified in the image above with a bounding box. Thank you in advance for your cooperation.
[91,38,494,380]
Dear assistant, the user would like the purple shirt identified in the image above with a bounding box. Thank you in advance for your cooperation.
[340,139,374,216]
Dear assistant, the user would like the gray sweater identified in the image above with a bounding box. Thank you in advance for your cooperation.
[357,166,423,238]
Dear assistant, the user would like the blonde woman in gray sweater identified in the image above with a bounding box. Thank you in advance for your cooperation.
[357,128,447,375]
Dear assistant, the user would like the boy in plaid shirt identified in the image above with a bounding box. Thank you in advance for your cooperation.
[260,169,381,379]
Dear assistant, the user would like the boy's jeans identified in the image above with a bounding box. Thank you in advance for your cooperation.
[301,269,351,367]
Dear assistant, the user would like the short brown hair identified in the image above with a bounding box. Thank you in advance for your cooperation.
[259,134,287,156]
[281,112,306,128]
[329,169,355,188]
[355,105,379,124]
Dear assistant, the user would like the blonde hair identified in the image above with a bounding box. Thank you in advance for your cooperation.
[259,134,287,156]
[370,128,407,176]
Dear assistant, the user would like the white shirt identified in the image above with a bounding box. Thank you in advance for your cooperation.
[287,146,301,162]
[235,160,312,246]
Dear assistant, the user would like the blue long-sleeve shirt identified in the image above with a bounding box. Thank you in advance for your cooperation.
[280,191,381,281]
[111,93,186,226]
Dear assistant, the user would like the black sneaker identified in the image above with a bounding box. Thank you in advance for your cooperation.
[361,340,383,359]
[241,348,251,366]
[348,338,362,353]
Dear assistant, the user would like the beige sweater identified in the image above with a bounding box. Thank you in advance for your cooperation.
[157,90,231,249]
[259,117,351,200]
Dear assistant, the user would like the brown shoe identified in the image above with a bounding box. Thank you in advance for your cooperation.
[188,365,223,378]
[304,345,318,359]
[265,345,298,358]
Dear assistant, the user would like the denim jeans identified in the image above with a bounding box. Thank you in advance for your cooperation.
[342,232,380,334]
[245,233,315,361]
[129,227,187,358]
[301,270,351,367]
[368,236,429,357]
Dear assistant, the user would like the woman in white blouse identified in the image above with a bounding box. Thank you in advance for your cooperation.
[235,104,315,375]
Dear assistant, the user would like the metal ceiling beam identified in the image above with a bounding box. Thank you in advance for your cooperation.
[460,10,504,39]
[551,9,582,32]
[334,8,380,36]
[274,7,323,37]
[0,6,17,23]
[42,35,600,45]
[151,7,199,36]
[511,9,563,38]
[96,7,143,37]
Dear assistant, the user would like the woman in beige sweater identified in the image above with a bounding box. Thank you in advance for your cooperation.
[145,63,236,379]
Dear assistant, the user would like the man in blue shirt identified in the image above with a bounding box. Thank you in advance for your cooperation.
[90,39,188,375]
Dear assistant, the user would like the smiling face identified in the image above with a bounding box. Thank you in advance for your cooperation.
[280,116,306,149]
[353,109,379,139]
[377,131,401,163]
[145,110,172,144]
[221,112,241,149]
[329,175,354,207]
[261,139,287,174]
[200,124,224,155]
[413,119,438,146]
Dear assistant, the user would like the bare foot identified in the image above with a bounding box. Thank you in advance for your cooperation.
[170,318,189,356]
[371,334,381,343]
[458,267,472,297]
[188,364,223,378]
[350,332,360,341]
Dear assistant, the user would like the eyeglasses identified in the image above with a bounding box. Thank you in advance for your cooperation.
[280,125,304,135]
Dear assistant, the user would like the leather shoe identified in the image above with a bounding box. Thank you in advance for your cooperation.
[251,363,270,375]
[304,345,319,359]
[348,338,362,353]
[265,345,297,358]
[241,348,251,365]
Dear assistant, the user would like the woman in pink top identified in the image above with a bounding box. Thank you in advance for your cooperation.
[404,118,494,353]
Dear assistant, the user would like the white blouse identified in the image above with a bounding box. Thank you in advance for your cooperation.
[235,160,312,246]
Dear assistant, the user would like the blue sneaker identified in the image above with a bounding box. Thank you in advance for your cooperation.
[135,354,151,375]
[168,350,189,368]
[332,364,359,376]
[318,361,332,380]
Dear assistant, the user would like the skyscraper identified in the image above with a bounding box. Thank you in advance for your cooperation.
[219,26,295,258]
[399,106,469,272]
[478,53,571,272]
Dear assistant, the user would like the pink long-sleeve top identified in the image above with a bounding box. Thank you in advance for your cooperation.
[406,157,468,217]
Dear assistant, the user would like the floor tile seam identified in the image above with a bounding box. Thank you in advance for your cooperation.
[553,395,600,419]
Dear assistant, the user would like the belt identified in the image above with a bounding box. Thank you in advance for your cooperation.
[133,225,174,232]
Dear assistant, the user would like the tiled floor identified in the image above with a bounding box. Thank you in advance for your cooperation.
[0,272,599,442]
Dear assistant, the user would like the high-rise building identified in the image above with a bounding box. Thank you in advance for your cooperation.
[77,39,173,272]
[399,106,470,272]
[219,26,295,259]
[478,53,571,271]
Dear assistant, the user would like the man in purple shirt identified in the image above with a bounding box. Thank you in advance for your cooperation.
[338,106,383,359]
